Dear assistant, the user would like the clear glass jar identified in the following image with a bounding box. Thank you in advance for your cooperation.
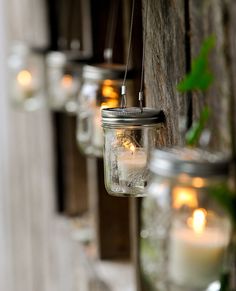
[76,64,132,157]
[46,52,81,113]
[101,107,165,197]
[8,43,45,111]
[140,148,232,291]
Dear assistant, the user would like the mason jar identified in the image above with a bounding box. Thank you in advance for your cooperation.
[76,64,133,157]
[101,107,165,197]
[140,148,232,291]
[8,43,45,111]
[46,51,81,113]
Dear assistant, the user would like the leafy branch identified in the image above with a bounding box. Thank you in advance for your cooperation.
[177,35,215,92]
[177,35,215,146]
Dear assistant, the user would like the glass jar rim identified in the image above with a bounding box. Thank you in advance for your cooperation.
[150,147,231,178]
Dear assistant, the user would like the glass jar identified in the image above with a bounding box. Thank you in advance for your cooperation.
[76,64,132,157]
[101,107,165,197]
[140,148,232,291]
[8,43,45,111]
[46,52,81,113]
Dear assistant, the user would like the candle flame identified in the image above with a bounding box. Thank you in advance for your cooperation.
[17,70,32,86]
[61,74,73,88]
[173,187,198,209]
[187,208,207,234]
[130,144,135,153]
[192,177,205,188]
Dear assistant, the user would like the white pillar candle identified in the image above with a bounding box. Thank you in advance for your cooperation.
[117,147,147,187]
[169,209,229,288]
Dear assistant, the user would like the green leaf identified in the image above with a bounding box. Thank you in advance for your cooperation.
[208,184,236,225]
[185,106,211,146]
[177,36,215,92]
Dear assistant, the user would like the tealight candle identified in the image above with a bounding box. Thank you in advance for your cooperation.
[117,145,147,191]
[16,69,36,99]
[169,208,229,288]
[92,100,119,149]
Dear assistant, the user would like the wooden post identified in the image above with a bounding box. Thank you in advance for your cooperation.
[143,0,187,146]
[53,112,89,216]
[189,0,232,153]
[87,157,131,259]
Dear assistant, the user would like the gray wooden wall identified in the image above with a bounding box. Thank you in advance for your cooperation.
[144,0,236,158]
[0,0,80,291]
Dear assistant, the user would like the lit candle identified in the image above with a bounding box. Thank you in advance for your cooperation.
[169,208,229,288]
[16,69,36,99]
[60,74,76,96]
[93,100,119,148]
[117,145,147,190]
[60,74,79,112]
[172,187,198,209]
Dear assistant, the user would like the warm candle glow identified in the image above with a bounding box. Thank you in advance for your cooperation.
[173,187,198,209]
[17,70,32,87]
[60,74,73,88]
[188,208,207,234]
[121,139,136,151]
[102,80,119,99]
[101,99,119,109]
[130,144,135,153]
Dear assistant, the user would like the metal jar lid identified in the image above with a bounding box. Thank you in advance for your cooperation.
[82,63,131,80]
[46,51,67,67]
[150,147,231,178]
[102,107,165,126]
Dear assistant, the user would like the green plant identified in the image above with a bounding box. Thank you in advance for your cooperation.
[177,36,215,92]
[177,36,235,291]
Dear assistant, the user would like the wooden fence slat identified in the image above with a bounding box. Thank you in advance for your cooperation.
[144,0,187,146]
[189,0,232,152]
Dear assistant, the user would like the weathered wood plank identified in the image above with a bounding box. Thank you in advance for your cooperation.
[189,0,232,152]
[87,158,131,259]
[226,0,236,162]
[53,113,89,216]
[144,0,187,146]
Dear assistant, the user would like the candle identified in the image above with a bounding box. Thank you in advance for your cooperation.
[15,69,36,99]
[60,74,76,96]
[60,74,79,112]
[169,209,229,288]
[173,186,198,209]
[117,145,147,190]
[92,100,119,148]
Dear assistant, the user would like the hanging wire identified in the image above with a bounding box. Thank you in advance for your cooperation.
[121,0,136,109]
[104,0,120,63]
[138,0,149,113]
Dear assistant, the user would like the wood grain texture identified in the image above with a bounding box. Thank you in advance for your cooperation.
[143,0,187,146]
[225,0,236,161]
[189,0,232,152]
[88,158,131,259]
[53,113,89,216]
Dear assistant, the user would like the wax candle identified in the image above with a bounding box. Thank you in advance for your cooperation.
[60,74,77,96]
[92,100,119,148]
[60,74,79,112]
[169,209,229,288]
[15,69,36,99]
[117,146,147,189]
